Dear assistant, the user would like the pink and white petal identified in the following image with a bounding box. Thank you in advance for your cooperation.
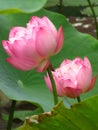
[60,59,72,67]
[74,57,84,65]
[7,38,42,62]
[24,39,42,61]
[3,39,43,64]
[43,16,57,37]
[64,87,82,98]
[86,76,97,92]
[55,26,64,54]
[28,16,42,27]
[2,40,14,56]
[36,59,50,72]
[3,39,28,58]
[6,39,27,58]
[77,65,92,92]
[54,78,66,96]
[36,28,57,57]
[6,57,37,71]
[44,75,53,92]
[9,27,26,39]
[84,57,92,72]
[62,78,77,89]
[44,75,65,97]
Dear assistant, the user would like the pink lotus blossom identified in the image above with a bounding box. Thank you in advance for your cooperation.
[44,57,96,98]
[2,16,64,72]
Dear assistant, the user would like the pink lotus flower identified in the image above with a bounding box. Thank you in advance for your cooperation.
[45,57,96,98]
[2,16,64,72]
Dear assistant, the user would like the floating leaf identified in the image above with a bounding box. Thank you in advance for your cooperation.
[0,0,47,14]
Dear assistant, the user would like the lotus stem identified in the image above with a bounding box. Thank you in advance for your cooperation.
[87,0,98,39]
[77,96,81,103]
[47,66,58,105]
[7,100,16,130]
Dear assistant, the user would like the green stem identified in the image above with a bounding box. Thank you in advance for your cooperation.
[77,96,81,103]
[59,0,63,13]
[7,100,16,130]
[47,67,58,105]
[87,0,98,39]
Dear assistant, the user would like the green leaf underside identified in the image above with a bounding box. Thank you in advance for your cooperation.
[18,95,98,130]
[0,0,47,14]
[0,9,98,111]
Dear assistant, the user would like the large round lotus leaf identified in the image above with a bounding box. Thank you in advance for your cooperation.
[0,9,98,111]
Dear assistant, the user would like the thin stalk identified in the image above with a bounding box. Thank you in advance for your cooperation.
[59,0,63,13]
[47,67,58,105]
[77,96,81,103]
[7,100,16,130]
[87,0,98,39]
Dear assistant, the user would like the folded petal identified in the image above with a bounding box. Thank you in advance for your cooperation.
[64,87,82,98]
[7,40,27,57]
[6,57,37,71]
[36,59,50,72]
[43,16,57,37]
[60,59,72,67]
[77,65,92,92]
[55,26,64,54]
[9,27,26,40]
[86,76,97,92]
[44,75,65,96]
[36,28,57,57]
[2,40,14,56]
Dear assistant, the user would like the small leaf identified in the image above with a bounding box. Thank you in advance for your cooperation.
[82,6,98,16]
[45,0,57,7]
